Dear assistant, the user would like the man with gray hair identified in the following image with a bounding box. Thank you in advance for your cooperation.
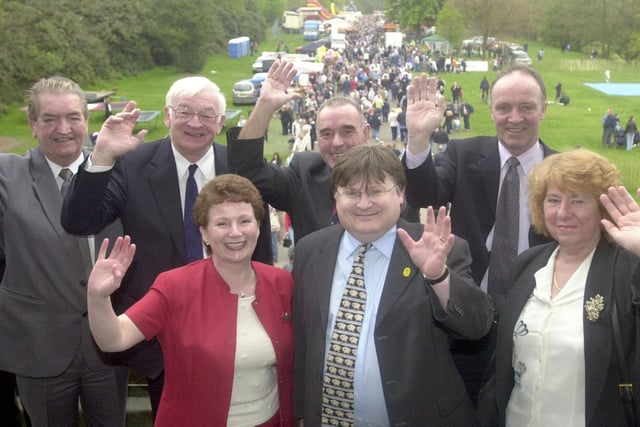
[62,76,273,417]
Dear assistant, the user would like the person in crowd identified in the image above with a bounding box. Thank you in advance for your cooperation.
[403,65,557,405]
[61,76,273,417]
[279,105,293,136]
[0,76,127,426]
[271,152,282,166]
[602,109,617,147]
[87,175,294,427]
[555,82,562,101]
[292,145,493,426]
[388,107,399,141]
[480,76,490,103]
[291,124,312,153]
[269,204,281,263]
[227,60,433,245]
[625,115,637,151]
[366,108,382,141]
[478,149,640,426]
[461,101,474,131]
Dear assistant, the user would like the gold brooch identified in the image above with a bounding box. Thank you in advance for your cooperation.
[402,267,411,277]
[584,294,605,322]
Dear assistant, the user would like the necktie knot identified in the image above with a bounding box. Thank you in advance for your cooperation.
[59,168,73,182]
[506,156,520,169]
[188,163,198,178]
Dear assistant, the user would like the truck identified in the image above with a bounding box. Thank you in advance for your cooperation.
[303,20,320,41]
[282,11,302,33]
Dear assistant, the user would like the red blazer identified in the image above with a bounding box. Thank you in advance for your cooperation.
[127,259,294,426]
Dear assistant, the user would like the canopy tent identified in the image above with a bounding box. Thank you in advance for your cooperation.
[421,34,450,55]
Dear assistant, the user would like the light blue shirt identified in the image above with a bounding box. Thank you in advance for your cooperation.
[325,227,396,427]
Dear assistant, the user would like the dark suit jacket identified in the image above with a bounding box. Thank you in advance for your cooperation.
[292,219,494,426]
[227,128,425,244]
[479,238,640,426]
[0,148,121,377]
[405,136,556,289]
[61,137,272,378]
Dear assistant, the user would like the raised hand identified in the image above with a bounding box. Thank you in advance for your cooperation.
[397,206,454,278]
[258,59,299,109]
[600,186,640,256]
[88,236,137,298]
[93,101,148,166]
[238,59,299,139]
[405,73,446,153]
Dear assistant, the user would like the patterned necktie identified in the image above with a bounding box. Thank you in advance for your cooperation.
[322,242,370,426]
[184,164,202,263]
[488,157,520,312]
[59,168,93,277]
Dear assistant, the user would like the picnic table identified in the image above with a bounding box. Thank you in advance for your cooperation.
[224,109,243,128]
[135,111,162,128]
[85,90,117,118]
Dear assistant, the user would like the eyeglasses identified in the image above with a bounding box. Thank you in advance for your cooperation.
[336,184,398,200]
[169,106,221,124]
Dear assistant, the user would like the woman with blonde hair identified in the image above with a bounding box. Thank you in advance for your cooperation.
[480,148,640,426]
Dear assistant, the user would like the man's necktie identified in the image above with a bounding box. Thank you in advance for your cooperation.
[488,157,520,312]
[59,168,93,277]
[322,242,370,426]
[184,164,202,263]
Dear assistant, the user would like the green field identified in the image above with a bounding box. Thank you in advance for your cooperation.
[1,34,639,192]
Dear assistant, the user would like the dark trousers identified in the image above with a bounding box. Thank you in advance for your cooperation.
[0,370,23,427]
[16,354,128,427]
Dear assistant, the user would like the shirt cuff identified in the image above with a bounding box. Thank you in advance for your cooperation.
[85,153,114,172]
[404,147,431,169]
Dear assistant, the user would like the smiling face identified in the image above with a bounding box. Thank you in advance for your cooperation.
[490,71,547,156]
[199,202,259,265]
[543,186,602,253]
[164,89,225,163]
[335,174,404,243]
[316,103,370,169]
[29,93,88,167]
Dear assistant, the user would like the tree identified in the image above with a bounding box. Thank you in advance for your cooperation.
[436,3,465,48]
[384,0,443,33]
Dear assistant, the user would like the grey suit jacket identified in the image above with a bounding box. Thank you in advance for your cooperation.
[292,219,494,426]
[480,237,640,426]
[0,147,121,377]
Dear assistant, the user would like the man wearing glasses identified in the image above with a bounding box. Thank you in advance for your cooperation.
[292,145,493,426]
[61,76,273,418]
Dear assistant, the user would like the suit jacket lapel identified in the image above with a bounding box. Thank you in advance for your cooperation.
[474,141,501,219]
[313,226,344,334]
[28,148,77,251]
[376,220,420,327]
[583,238,616,424]
[146,140,185,259]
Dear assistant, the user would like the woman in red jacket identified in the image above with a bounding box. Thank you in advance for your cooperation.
[87,175,294,426]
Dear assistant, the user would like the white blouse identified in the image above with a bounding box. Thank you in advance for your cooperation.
[506,247,595,427]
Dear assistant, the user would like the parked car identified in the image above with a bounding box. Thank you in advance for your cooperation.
[231,79,259,105]
[509,49,532,66]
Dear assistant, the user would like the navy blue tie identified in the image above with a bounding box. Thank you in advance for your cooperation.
[184,164,202,263]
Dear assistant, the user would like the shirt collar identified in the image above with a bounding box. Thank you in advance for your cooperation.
[343,225,397,259]
[46,152,85,178]
[497,140,544,176]
[171,144,215,181]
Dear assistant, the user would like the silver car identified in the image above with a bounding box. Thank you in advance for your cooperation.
[231,80,258,105]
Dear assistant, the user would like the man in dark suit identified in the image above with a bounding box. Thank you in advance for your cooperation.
[227,60,437,244]
[61,76,273,417]
[0,76,127,426]
[402,65,556,404]
[293,145,493,426]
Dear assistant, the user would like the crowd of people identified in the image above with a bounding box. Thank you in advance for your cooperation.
[2,24,640,427]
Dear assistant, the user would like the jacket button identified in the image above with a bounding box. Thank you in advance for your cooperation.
[82,311,88,317]
[80,280,87,287]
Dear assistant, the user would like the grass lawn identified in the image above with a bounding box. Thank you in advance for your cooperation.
[1,34,639,192]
